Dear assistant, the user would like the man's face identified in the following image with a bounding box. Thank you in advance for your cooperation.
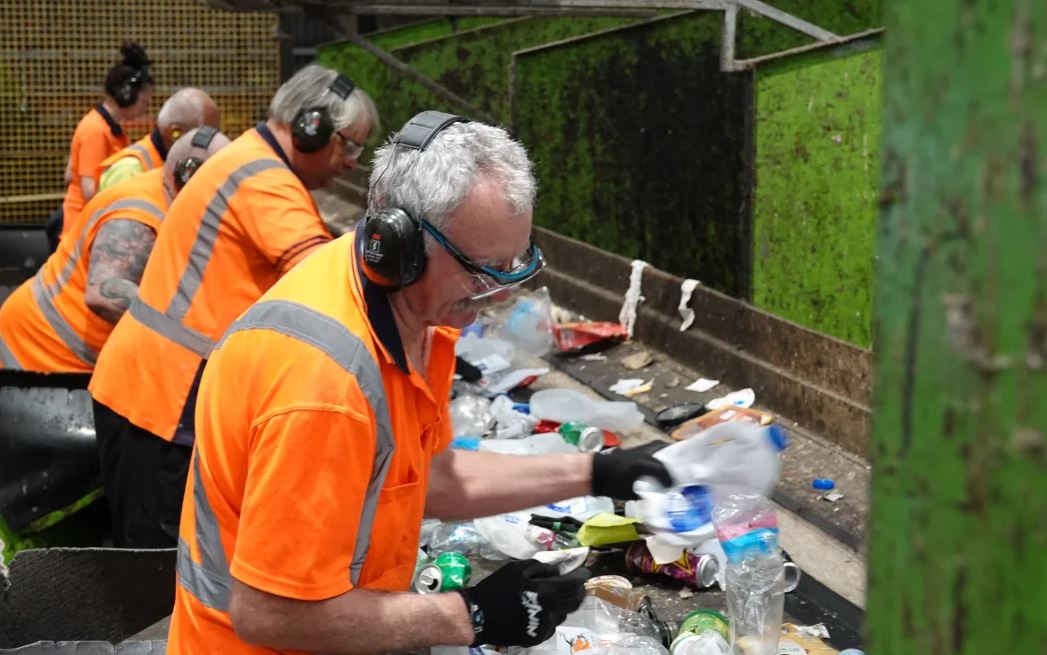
[297,117,371,190]
[398,176,533,329]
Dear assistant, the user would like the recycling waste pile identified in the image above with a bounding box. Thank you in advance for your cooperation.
[424,288,861,655]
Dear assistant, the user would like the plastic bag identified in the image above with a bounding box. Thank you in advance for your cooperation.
[489,394,538,439]
[486,288,555,365]
[522,597,666,655]
[474,433,579,455]
[475,497,615,559]
[530,388,644,433]
[450,393,493,437]
[456,334,515,372]
[427,521,508,561]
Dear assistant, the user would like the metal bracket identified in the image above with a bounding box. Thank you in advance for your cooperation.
[317,8,501,124]
[314,1,844,106]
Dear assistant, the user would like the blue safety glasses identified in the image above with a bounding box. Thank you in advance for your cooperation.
[419,219,545,287]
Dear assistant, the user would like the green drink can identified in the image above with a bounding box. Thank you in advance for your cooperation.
[558,422,605,453]
[676,608,729,642]
[413,552,472,594]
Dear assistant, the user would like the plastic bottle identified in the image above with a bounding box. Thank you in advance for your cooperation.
[476,432,580,455]
[654,422,788,497]
[713,494,784,655]
[530,387,645,433]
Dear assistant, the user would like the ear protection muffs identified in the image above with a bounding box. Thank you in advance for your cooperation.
[114,68,147,108]
[291,74,356,153]
[173,126,219,191]
[357,110,470,291]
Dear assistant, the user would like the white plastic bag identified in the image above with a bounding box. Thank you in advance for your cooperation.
[523,597,667,655]
[489,394,539,439]
[474,497,614,559]
[450,393,492,437]
[486,288,555,365]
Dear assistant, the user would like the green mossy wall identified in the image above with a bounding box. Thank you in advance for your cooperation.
[513,12,751,294]
[751,42,882,346]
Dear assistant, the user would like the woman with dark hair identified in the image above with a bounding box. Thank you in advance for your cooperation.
[51,41,155,244]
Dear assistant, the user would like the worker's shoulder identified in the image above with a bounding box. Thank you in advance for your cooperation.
[203,131,304,194]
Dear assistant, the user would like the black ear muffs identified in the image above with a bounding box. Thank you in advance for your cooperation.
[291,73,356,153]
[114,68,146,108]
[357,208,427,290]
[173,126,220,191]
[357,110,470,291]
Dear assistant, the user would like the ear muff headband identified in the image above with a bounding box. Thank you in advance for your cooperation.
[173,127,220,191]
[357,110,470,290]
[291,73,356,153]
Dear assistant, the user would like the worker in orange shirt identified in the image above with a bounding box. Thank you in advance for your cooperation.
[0,127,230,374]
[95,87,221,192]
[89,64,378,548]
[168,112,673,654]
[49,42,155,249]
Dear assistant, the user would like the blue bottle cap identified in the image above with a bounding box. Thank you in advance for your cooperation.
[812,478,835,490]
[450,437,481,451]
[766,424,789,451]
[839,650,866,655]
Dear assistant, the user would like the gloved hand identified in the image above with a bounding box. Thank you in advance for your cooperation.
[457,559,590,647]
[592,447,674,500]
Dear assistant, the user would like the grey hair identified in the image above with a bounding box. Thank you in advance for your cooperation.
[156,87,213,128]
[269,64,379,138]
[368,120,536,251]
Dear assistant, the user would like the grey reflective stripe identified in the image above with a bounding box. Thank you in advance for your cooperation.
[166,159,287,322]
[128,297,213,357]
[220,300,395,585]
[50,198,164,297]
[31,272,97,366]
[176,454,232,611]
[0,335,22,368]
[128,142,156,169]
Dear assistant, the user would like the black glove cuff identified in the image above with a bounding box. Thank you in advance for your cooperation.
[590,451,616,498]
[456,588,484,647]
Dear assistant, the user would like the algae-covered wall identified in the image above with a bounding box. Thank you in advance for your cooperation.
[513,12,752,295]
[751,40,883,346]
[318,15,637,133]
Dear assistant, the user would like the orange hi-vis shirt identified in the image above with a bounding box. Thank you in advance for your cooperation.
[88,126,332,441]
[0,168,168,372]
[62,104,130,237]
[94,128,166,187]
[168,233,458,654]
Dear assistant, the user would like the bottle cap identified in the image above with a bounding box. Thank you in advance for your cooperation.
[812,478,835,490]
[766,424,789,451]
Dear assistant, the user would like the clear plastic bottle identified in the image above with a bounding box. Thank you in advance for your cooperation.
[713,494,784,655]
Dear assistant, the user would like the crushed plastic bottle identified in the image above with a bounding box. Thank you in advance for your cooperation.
[530,387,644,433]
[713,494,784,655]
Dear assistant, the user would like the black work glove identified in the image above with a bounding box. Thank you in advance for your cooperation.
[457,559,590,647]
[591,447,675,500]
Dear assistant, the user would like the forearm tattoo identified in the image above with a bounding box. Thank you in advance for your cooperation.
[86,219,157,323]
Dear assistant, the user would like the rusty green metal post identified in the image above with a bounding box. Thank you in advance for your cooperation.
[868,1,1047,653]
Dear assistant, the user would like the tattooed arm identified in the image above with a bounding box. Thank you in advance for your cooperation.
[84,219,157,324]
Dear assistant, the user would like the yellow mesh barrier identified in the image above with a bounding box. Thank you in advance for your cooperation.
[0,0,279,225]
